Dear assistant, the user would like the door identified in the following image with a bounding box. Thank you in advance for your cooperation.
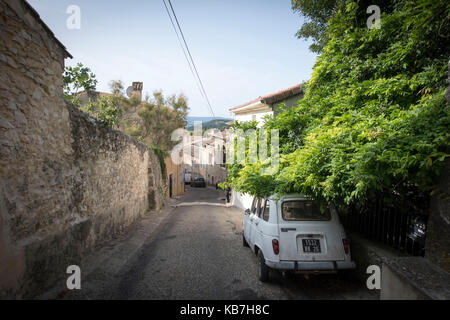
[169,174,173,198]
[278,199,345,262]
[243,197,256,244]
[252,198,267,250]
[247,197,261,249]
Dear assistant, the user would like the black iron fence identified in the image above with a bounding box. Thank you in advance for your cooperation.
[340,193,429,257]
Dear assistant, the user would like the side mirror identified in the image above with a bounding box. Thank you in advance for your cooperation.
[245,209,251,215]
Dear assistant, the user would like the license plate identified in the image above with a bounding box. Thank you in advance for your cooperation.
[302,239,321,253]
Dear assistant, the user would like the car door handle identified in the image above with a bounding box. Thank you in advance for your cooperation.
[281,228,297,232]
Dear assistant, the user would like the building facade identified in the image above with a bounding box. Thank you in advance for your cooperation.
[229,84,303,127]
[228,84,304,210]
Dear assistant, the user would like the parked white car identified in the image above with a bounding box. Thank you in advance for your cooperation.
[242,194,355,282]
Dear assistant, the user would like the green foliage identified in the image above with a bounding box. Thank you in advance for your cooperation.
[63,63,97,105]
[63,64,122,128]
[122,90,189,152]
[218,181,230,190]
[230,0,450,205]
[81,96,123,128]
[109,80,124,96]
[151,146,167,178]
[291,0,345,53]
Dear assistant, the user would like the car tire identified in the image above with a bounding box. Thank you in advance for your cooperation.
[243,233,249,247]
[258,250,269,282]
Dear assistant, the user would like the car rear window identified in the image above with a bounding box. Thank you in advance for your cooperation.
[281,200,331,221]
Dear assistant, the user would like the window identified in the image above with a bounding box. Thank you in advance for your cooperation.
[257,198,265,218]
[281,200,331,221]
[252,114,257,121]
[262,199,270,222]
[251,197,257,213]
[251,197,260,214]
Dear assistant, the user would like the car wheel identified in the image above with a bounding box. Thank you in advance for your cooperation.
[243,233,249,247]
[258,250,269,282]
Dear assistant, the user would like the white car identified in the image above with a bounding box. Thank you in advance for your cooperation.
[242,194,355,282]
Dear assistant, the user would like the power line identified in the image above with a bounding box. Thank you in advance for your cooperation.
[162,0,206,103]
[165,0,216,118]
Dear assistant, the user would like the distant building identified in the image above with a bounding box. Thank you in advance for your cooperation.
[229,84,304,127]
[165,155,185,198]
[183,129,227,187]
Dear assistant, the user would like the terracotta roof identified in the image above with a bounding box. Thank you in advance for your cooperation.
[229,84,303,111]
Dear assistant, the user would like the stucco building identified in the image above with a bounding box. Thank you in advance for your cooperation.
[228,84,304,209]
[229,84,303,127]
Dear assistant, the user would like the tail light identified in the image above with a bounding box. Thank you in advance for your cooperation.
[272,239,279,255]
[342,239,350,255]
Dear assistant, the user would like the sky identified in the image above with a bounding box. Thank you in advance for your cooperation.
[28,0,317,118]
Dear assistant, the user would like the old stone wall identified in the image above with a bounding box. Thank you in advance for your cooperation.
[0,0,164,298]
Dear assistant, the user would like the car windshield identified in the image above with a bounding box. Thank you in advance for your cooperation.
[281,200,331,221]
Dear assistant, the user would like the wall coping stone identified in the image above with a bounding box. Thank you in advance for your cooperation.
[382,256,450,300]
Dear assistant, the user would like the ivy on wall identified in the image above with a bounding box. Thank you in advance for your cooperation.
[228,0,450,206]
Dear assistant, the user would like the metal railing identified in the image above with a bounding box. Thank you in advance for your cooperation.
[340,194,429,257]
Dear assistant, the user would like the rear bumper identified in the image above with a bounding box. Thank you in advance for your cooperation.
[265,260,356,271]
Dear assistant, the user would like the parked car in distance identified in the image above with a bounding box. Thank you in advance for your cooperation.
[191,177,206,188]
[242,194,355,282]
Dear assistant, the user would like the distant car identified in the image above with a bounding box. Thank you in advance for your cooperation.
[191,177,206,188]
[242,194,355,282]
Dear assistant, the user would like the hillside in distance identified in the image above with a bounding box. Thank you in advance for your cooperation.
[186,116,232,130]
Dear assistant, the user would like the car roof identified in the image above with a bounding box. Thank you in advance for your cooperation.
[266,193,312,201]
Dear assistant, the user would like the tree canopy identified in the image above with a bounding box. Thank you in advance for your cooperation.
[121,90,188,152]
[228,0,450,207]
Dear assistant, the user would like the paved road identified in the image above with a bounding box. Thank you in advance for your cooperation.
[51,187,376,300]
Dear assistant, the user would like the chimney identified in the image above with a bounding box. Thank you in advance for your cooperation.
[131,82,143,100]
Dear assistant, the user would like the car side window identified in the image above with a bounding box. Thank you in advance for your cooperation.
[262,199,270,222]
[253,198,261,215]
[257,198,265,218]
[251,197,257,214]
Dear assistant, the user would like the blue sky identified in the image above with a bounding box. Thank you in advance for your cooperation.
[28,0,317,117]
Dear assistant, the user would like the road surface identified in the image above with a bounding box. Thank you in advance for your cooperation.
[45,187,376,300]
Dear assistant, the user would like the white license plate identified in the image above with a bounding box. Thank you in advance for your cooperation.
[302,239,321,253]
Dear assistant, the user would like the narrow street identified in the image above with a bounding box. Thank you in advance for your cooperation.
[49,187,376,300]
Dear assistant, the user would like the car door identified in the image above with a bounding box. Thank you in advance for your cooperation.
[252,198,264,249]
[244,197,257,245]
[248,197,261,249]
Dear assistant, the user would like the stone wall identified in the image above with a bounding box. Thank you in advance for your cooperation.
[381,257,450,300]
[0,0,164,298]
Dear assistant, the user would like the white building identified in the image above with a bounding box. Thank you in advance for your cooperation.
[229,84,303,127]
[228,84,304,210]
[183,129,228,187]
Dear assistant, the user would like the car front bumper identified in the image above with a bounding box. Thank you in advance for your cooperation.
[265,260,356,271]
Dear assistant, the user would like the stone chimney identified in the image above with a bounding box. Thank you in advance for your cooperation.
[131,82,143,100]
